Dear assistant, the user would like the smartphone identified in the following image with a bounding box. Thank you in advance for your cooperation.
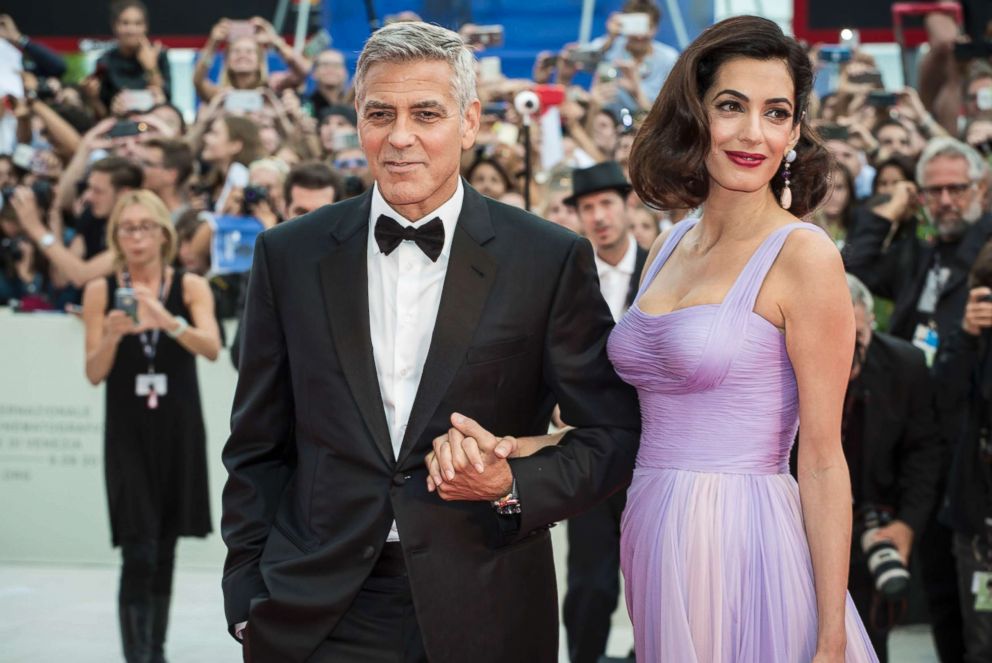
[482,101,509,119]
[568,45,603,70]
[819,124,849,141]
[466,25,504,48]
[978,87,992,111]
[479,56,502,82]
[867,90,899,108]
[596,62,619,83]
[11,144,36,171]
[120,89,155,113]
[114,287,139,323]
[224,89,264,114]
[848,70,883,87]
[332,131,361,152]
[618,12,650,37]
[227,20,255,42]
[106,120,148,138]
[819,45,853,63]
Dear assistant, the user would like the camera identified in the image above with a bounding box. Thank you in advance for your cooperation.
[0,237,24,268]
[856,505,910,598]
[241,184,268,216]
[0,181,54,214]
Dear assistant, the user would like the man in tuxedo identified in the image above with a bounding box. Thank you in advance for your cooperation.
[562,161,646,663]
[220,21,640,663]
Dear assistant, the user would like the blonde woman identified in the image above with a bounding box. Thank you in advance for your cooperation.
[81,190,220,662]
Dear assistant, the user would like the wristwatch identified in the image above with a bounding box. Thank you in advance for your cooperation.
[38,232,56,249]
[166,315,189,339]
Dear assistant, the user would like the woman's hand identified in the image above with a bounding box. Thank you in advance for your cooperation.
[103,309,134,343]
[136,37,162,73]
[208,19,230,46]
[132,283,176,332]
[425,427,518,491]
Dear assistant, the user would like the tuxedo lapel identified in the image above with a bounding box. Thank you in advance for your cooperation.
[318,191,394,466]
[396,187,498,467]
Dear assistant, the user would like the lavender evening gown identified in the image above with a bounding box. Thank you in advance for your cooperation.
[607,218,878,662]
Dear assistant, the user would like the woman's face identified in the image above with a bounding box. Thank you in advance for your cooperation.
[876,124,912,157]
[874,164,908,198]
[592,112,618,154]
[545,190,582,235]
[228,38,261,76]
[202,119,238,165]
[114,7,147,51]
[704,57,799,202]
[630,208,660,250]
[469,162,507,198]
[258,126,282,155]
[822,168,850,218]
[115,204,165,267]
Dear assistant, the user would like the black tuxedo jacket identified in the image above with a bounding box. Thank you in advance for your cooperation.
[220,184,641,662]
[626,244,649,309]
[853,332,942,534]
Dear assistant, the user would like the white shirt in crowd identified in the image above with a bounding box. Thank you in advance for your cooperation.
[595,234,638,322]
[367,179,463,541]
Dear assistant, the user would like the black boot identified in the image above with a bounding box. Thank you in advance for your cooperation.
[119,599,153,663]
[149,594,171,663]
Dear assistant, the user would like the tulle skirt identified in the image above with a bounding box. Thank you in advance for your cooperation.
[620,467,879,662]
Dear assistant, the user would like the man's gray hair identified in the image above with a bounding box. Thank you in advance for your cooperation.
[354,22,477,114]
[846,273,875,313]
[916,136,989,185]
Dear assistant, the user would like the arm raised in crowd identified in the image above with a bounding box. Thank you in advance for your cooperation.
[194,20,228,103]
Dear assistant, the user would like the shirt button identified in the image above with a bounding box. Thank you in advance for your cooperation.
[399,367,410,378]
[362,545,376,560]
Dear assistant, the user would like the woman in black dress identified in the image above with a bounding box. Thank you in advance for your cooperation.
[81,190,220,662]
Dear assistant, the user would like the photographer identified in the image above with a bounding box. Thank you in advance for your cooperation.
[81,189,219,663]
[193,17,310,104]
[0,185,71,310]
[588,0,678,109]
[935,240,992,663]
[92,0,171,114]
[844,274,942,662]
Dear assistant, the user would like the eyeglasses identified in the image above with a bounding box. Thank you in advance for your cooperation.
[117,223,161,238]
[334,157,367,170]
[920,182,975,201]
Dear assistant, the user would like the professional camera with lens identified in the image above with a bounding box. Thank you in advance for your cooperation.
[0,181,54,214]
[241,184,268,216]
[0,237,23,269]
[856,505,910,598]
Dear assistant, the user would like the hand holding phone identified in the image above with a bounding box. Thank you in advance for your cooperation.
[114,287,139,324]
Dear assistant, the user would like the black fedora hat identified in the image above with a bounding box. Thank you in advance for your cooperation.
[564,161,632,207]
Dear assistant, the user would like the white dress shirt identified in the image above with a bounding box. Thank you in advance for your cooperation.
[595,234,637,322]
[368,180,463,541]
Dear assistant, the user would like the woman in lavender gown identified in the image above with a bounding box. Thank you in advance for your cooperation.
[603,15,879,662]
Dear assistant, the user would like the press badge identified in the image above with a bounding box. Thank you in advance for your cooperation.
[973,571,992,612]
[911,323,939,367]
[135,373,168,396]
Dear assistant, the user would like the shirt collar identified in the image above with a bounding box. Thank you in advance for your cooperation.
[595,234,637,275]
[369,179,463,260]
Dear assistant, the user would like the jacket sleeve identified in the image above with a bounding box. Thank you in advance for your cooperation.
[508,236,641,536]
[843,206,907,301]
[220,233,296,629]
[895,345,943,534]
[23,39,67,79]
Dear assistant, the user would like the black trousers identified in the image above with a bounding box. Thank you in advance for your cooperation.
[563,490,626,663]
[848,558,891,663]
[954,533,992,663]
[920,519,965,663]
[308,543,427,663]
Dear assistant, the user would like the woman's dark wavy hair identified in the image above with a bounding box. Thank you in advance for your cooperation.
[629,15,830,218]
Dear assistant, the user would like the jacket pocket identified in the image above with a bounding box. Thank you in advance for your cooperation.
[465,335,529,365]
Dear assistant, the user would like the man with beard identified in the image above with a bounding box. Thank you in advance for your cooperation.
[844,136,992,663]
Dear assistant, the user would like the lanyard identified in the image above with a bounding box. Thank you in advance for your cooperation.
[122,269,167,373]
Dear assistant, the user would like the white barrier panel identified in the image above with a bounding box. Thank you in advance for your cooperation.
[0,309,237,569]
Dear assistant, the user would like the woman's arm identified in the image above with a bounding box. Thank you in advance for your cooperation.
[194,21,227,103]
[779,230,856,660]
[82,278,129,385]
[175,272,221,360]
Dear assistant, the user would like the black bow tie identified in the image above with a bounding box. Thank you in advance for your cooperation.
[374,214,445,262]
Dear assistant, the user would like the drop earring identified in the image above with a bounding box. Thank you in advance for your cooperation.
[780,149,796,210]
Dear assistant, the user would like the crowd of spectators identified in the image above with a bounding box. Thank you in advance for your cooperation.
[6,0,992,660]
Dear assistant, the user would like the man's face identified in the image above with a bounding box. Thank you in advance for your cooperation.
[315,50,347,88]
[624,17,658,58]
[825,139,862,178]
[138,146,174,194]
[357,59,480,220]
[287,185,335,218]
[921,154,986,240]
[576,189,630,253]
[82,171,118,219]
